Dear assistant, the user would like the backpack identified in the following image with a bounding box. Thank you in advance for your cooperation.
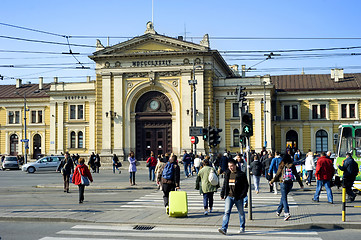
[350,159,359,177]
[283,166,294,182]
[208,168,219,186]
[162,162,175,180]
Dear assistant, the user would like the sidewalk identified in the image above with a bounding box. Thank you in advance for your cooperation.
[1,171,360,230]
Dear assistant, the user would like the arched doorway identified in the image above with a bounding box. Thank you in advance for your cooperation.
[316,130,328,153]
[10,134,19,156]
[135,91,172,161]
[286,130,298,154]
[33,134,41,159]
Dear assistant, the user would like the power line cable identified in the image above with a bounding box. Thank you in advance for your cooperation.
[0,22,66,38]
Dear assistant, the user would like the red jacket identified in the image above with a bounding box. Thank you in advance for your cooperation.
[146,157,157,167]
[315,156,334,181]
[72,164,93,185]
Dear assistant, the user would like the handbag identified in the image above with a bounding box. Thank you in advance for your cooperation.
[78,168,90,186]
[266,172,273,181]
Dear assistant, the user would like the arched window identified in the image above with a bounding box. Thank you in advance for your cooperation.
[78,131,83,148]
[316,130,328,153]
[233,129,240,147]
[70,131,76,148]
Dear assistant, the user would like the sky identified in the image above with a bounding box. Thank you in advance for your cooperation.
[1,0,361,84]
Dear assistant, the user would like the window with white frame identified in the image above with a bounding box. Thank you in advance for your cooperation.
[69,130,84,148]
[316,130,328,153]
[8,110,20,124]
[232,103,240,118]
[283,104,299,120]
[31,110,43,123]
[311,103,327,119]
[69,104,84,120]
[340,103,356,119]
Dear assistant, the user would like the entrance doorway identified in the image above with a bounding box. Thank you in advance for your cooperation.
[33,134,41,159]
[135,91,172,161]
[286,130,298,154]
[10,134,19,156]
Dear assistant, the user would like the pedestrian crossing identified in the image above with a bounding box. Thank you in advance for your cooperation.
[39,224,323,240]
[118,177,298,211]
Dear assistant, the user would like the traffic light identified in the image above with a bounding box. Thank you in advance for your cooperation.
[241,112,253,137]
[202,127,208,141]
[214,128,222,146]
[208,127,216,146]
[237,86,247,102]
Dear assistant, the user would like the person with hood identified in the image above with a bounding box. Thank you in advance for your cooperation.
[338,152,359,202]
[312,152,334,204]
[218,159,249,235]
[304,151,315,186]
[270,154,304,221]
[57,152,74,193]
[72,158,93,204]
[196,157,218,215]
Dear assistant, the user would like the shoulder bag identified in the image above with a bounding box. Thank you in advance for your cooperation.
[78,168,90,186]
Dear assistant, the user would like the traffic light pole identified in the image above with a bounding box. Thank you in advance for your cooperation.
[246,136,253,220]
[189,64,199,155]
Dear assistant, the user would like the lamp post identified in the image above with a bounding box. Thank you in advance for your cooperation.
[15,90,40,164]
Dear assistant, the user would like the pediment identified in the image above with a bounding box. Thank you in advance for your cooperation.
[92,33,209,57]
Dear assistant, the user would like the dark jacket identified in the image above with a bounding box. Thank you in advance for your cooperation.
[338,157,358,179]
[57,157,74,176]
[158,162,181,188]
[270,161,303,187]
[263,157,273,175]
[220,155,229,174]
[315,156,334,181]
[220,169,249,200]
[250,160,263,176]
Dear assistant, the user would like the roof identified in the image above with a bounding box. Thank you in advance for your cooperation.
[0,83,50,99]
[271,73,361,92]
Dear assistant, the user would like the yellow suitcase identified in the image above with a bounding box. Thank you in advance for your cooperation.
[168,190,188,217]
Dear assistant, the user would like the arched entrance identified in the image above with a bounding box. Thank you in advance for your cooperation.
[135,91,172,161]
[33,134,41,159]
[10,134,19,156]
[286,130,298,154]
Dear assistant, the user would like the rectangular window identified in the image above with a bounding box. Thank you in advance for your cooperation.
[341,104,347,118]
[31,111,36,123]
[232,103,239,117]
[77,105,84,119]
[312,105,318,119]
[38,110,43,123]
[70,104,84,120]
[284,105,290,120]
[70,105,76,119]
[292,105,298,119]
[8,111,20,124]
[320,104,326,119]
[349,104,355,118]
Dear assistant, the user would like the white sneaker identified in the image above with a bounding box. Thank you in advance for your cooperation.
[276,211,280,217]
[238,228,245,233]
[284,213,291,221]
[204,211,208,215]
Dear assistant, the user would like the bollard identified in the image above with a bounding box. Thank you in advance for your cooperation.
[342,187,346,222]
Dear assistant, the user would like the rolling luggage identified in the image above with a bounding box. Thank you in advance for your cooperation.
[168,190,188,217]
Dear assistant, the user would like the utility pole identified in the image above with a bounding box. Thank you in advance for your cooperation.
[263,81,267,149]
[188,63,201,155]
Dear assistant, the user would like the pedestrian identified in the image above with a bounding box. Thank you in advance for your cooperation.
[194,154,202,174]
[112,153,121,174]
[158,154,180,208]
[94,153,101,173]
[294,149,301,162]
[338,152,359,202]
[219,153,229,175]
[268,151,282,194]
[263,152,274,193]
[128,151,137,185]
[189,149,195,176]
[182,150,191,178]
[312,152,334,203]
[155,155,167,190]
[270,154,304,221]
[196,158,218,215]
[57,152,74,193]
[250,154,263,194]
[218,159,249,235]
[88,152,96,173]
[72,158,93,204]
[305,152,315,186]
[146,152,157,181]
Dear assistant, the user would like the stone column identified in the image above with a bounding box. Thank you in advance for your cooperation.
[113,74,124,157]
[88,100,96,153]
[49,102,56,154]
[218,98,226,151]
[181,71,193,152]
[57,102,64,154]
[254,98,262,152]
[102,74,112,154]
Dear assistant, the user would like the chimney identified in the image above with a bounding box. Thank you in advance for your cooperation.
[87,76,91,82]
[331,68,344,82]
[16,79,22,88]
[241,65,246,78]
[177,36,183,41]
[39,77,43,90]
[54,77,58,83]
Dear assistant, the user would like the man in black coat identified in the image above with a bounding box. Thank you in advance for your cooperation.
[338,153,359,202]
[218,159,249,235]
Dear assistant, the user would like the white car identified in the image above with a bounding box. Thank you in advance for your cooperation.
[2,156,20,170]
[22,156,64,173]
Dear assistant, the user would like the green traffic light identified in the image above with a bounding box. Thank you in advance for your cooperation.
[243,126,249,133]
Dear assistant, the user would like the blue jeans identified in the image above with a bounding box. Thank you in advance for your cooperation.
[183,161,190,177]
[277,181,293,214]
[148,166,156,181]
[113,164,119,173]
[307,170,313,184]
[221,196,245,232]
[195,167,200,174]
[203,192,214,209]
[313,180,333,203]
[188,162,194,176]
[252,175,261,192]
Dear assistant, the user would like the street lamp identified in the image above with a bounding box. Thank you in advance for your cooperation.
[15,90,40,164]
[188,63,202,155]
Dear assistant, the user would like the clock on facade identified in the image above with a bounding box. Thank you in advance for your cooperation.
[149,100,160,110]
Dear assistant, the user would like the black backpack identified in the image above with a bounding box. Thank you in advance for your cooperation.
[350,159,359,177]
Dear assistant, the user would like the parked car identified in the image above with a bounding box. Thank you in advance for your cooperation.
[2,156,20,170]
[22,156,64,173]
